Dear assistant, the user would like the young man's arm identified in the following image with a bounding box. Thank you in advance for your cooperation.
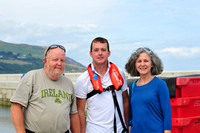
[122,90,129,127]
[10,103,26,133]
[76,98,86,133]
[70,113,80,133]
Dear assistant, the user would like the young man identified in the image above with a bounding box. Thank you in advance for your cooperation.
[75,37,129,133]
[10,44,80,133]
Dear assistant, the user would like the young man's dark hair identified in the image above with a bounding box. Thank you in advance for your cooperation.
[90,37,110,52]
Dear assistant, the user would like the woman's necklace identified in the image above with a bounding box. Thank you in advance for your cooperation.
[137,76,154,86]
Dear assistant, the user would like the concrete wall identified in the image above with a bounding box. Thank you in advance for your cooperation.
[0,74,21,105]
[1,70,200,105]
[0,74,22,90]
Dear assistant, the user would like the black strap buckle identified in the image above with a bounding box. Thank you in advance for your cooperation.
[103,85,115,91]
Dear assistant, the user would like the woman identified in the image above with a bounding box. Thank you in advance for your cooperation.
[125,47,172,133]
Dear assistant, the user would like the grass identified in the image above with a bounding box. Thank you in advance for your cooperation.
[0,101,11,106]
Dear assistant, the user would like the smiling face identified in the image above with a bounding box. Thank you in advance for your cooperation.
[90,41,110,66]
[43,47,66,80]
[136,52,152,77]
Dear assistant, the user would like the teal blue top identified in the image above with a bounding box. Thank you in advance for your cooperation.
[128,77,172,133]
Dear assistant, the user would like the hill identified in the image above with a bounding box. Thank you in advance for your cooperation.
[0,40,86,74]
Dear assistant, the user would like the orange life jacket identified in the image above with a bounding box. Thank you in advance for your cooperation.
[87,62,123,92]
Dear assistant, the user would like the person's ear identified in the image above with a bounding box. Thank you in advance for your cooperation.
[108,51,111,57]
[89,51,92,58]
[43,58,47,64]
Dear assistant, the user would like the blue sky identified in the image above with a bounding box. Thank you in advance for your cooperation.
[0,0,200,71]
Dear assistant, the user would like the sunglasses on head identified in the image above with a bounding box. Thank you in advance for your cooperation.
[45,44,66,57]
[137,47,152,54]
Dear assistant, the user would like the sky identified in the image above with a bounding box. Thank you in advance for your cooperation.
[0,0,200,72]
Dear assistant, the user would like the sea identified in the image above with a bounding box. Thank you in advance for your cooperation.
[0,105,15,133]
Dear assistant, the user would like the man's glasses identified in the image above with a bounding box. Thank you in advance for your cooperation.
[44,44,66,57]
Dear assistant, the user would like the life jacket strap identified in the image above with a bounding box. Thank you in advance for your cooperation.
[87,85,117,99]
[111,90,128,133]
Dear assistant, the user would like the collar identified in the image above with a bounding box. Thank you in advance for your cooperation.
[91,61,111,76]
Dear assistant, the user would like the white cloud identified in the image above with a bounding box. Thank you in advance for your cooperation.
[62,43,78,53]
[0,20,99,45]
[160,47,200,57]
[134,42,144,46]
[0,0,118,25]
[111,42,145,51]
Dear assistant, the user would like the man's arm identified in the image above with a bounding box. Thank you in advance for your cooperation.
[70,113,80,133]
[10,102,26,133]
[128,126,131,133]
[122,90,129,127]
[164,130,171,133]
[76,98,86,133]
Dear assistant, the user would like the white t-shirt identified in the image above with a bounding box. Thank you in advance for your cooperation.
[75,63,128,133]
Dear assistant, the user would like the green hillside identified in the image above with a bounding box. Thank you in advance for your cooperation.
[0,40,86,74]
[0,41,45,58]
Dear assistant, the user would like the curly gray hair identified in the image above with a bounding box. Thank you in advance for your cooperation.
[125,47,163,76]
